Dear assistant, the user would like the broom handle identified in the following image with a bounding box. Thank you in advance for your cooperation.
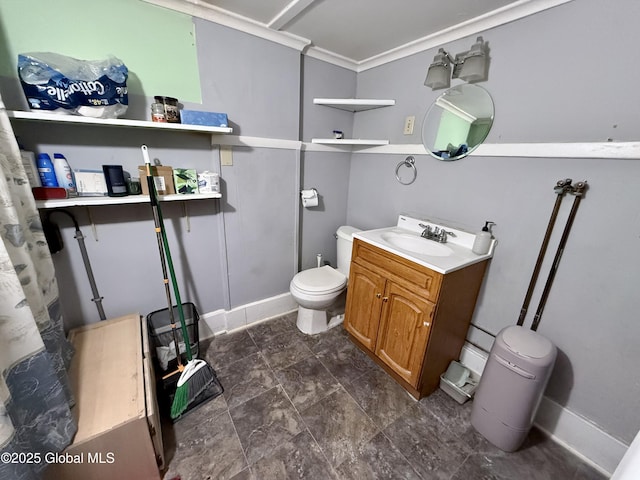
[142,145,193,362]
[156,199,194,362]
[146,172,184,369]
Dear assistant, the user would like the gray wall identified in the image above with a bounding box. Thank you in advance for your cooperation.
[4,0,638,450]
[349,0,640,445]
[8,17,305,328]
[299,57,355,270]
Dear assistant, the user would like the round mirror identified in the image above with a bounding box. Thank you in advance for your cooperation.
[421,84,494,161]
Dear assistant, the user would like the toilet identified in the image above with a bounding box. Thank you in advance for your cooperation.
[290,225,360,334]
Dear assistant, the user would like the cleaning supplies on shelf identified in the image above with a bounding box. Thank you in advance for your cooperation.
[52,153,77,196]
[36,153,58,187]
[472,221,495,255]
[20,149,41,188]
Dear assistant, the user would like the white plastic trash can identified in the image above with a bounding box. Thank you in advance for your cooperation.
[471,325,557,452]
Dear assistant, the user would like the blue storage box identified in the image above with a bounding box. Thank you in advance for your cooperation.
[180,110,228,127]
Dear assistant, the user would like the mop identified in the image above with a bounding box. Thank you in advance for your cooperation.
[142,145,221,419]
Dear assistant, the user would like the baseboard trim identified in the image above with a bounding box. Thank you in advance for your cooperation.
[198,292,298,339]
[460,343,624,476]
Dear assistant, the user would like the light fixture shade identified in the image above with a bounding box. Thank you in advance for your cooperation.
[459,36,487,82]
[425,63,451,89]
[425,49,452,89]
[459,54,486,82]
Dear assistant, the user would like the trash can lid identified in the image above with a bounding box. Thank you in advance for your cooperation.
[501,326,555,359]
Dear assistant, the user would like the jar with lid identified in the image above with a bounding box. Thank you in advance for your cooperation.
[154,96,181,123]
[151,103,166,122]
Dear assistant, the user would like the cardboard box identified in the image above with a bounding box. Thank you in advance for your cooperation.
[44,315,163,480]
[138,166,175,195]
[173,168,198,194]
[179,110,228,127]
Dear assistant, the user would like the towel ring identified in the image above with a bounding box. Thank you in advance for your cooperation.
[395,156,417,185]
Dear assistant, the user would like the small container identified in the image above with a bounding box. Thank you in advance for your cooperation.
[472,221,495,255]
[154,96,180,123]
[21,150,41,188]
[197,171,220,193]
[127,177,142,195]
[36,153,58,187]
[333,130,344,139]
[440,372,478,404]
[52,153,77,196]
[102,165,128,197]
[151,103,167,122]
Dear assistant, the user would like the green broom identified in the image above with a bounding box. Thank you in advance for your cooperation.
[142,145,221,419]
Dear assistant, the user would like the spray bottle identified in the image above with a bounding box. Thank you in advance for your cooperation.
[472,221,495,255]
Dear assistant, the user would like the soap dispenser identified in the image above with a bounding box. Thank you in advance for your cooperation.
[472,221,495,255]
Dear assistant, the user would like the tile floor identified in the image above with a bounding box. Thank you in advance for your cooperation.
[161,312,606,480]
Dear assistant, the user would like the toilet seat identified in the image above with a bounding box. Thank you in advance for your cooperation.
[291,265,346,295]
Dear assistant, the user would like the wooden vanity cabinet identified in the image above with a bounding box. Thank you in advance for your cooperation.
[344,238,488,399]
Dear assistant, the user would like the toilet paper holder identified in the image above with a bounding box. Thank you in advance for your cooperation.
[300,188,319,208]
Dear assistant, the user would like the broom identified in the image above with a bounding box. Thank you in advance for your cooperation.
[142,145,220,419]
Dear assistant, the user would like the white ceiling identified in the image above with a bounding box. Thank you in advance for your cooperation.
[149,0,572,71]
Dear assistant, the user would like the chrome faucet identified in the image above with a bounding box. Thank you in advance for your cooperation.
[419,223,456,243]
[436,228,456,243]
[419,223,433,239]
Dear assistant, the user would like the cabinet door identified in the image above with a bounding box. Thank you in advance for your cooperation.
[375,281,435,387]
[344,263,386,351]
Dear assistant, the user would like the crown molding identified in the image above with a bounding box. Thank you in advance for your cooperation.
[141,0,311,52]
[356,0,574,72]
[304,46,359,71]
[145,0,572,71]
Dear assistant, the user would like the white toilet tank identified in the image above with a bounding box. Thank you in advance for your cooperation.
[336,226,360,277]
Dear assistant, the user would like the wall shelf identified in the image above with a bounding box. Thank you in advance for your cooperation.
[313,98,395,112]
[35,193,222,209]
[311,138,390,146]
[7,110,233,134]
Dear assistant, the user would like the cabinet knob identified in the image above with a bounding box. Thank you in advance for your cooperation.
[423,321,431,327]
[376,293,381,298]
[382,297,389,302]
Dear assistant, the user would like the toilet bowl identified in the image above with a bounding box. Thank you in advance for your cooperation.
[290,225,360,334]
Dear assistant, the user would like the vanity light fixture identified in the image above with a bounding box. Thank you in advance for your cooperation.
[424,36,488,90]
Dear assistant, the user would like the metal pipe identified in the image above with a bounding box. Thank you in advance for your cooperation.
[47,209,106,320]
[517,178,573,326]
[531,181,587,331]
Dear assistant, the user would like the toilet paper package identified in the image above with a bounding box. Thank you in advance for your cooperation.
[18,52,128,118]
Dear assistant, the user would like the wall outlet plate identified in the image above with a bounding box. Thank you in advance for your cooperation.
[220,145,233,166]
[404,115,415,135]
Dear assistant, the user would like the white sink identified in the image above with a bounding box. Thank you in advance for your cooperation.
[380,232,453,257]
[353,215,496,274]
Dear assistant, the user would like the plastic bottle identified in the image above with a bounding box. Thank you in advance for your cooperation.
[472,221,495,255]
[52,153,77,195]
[20,149,41,188]
[36,153,58,187]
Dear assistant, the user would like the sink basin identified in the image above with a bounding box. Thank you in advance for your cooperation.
[380,232,453,257]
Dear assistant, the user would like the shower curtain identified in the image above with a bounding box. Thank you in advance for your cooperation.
[0,96,76,478]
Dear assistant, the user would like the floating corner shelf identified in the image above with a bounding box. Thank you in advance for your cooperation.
[312,98,395,112]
